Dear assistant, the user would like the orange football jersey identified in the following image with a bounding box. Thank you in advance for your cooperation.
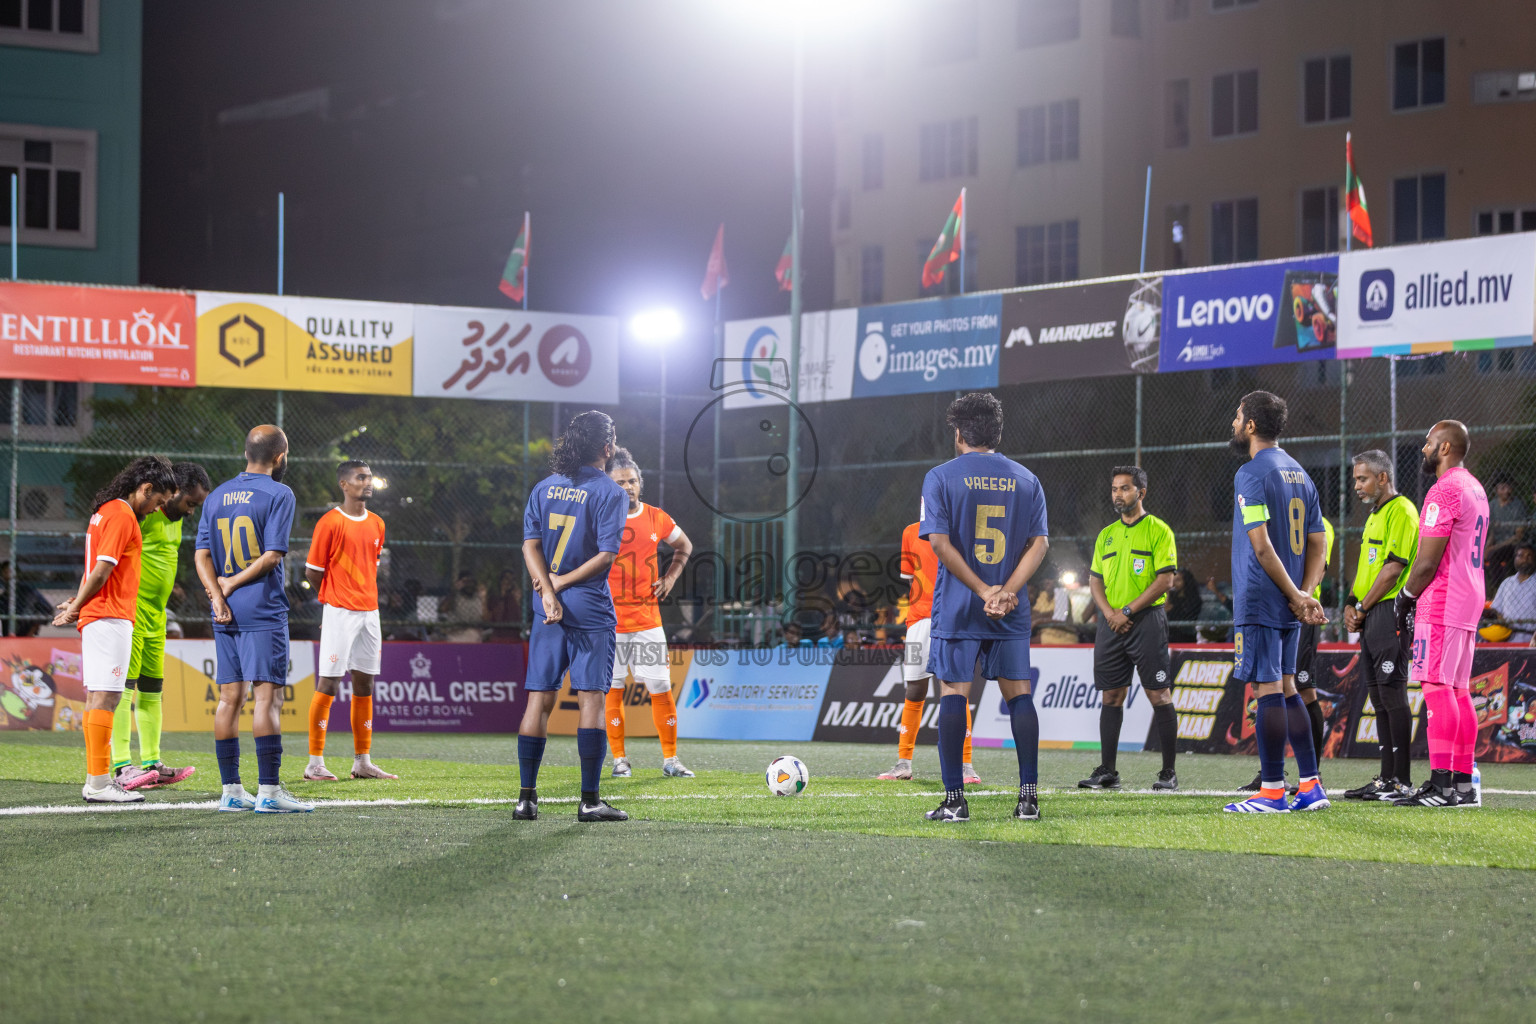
[305,507,386,611]
[901,521,936,626]
[608,503,681,634]
[79,499,142,628]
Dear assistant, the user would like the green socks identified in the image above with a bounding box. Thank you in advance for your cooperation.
[110,686,136,771]
[135,690,163,766]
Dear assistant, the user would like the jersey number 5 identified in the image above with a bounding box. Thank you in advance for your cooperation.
[974,505,1006,565]
[216,516,260,573]
[1287,498,1306,556]
[548,513,578,572]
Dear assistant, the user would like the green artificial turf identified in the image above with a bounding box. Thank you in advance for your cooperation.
[4,731,1535,1023]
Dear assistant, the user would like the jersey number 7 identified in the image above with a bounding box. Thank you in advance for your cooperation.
[974,505,1006,565]
[548,513,578,572]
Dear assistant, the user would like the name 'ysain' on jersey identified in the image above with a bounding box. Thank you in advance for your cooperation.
[919,451,1049,639]
[1230,447,1324,627]
[522,465,626,631]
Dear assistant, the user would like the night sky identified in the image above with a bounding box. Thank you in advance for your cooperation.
[140,0,836,387]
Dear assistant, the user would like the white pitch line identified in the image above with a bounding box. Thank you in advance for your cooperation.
[3,786,1531,817]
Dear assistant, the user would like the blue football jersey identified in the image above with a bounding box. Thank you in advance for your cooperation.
[919,451,1049,639]
[195,472,296,633]
[1231,446,1324,626]
[522,465,626,631]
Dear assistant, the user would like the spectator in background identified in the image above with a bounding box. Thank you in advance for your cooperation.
[0,561,54,637]
[1199,576,1234,642]
[441,570,486,642]
[381,588,426,642]
[1488,544,1536,644]
[1165,569,1203,643]
[781,622,805,647]
[1489,476,1527,542]
[485,569,523,643]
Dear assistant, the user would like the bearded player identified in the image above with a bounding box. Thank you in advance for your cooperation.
[1394,420,1489,808]
[603,447,695,779]
[921,392,1050,824]
[303,460,396,782]
[53,456,176,803]
[876,520,979,784]
[1221,391,1330,814]
[107,462,210,791]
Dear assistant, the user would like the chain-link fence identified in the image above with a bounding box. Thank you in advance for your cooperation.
[9,349,1536,643]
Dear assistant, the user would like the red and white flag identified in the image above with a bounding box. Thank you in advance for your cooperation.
[701,223,730,301]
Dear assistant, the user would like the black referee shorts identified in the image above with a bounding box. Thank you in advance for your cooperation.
[1294,622,1319,688]
[1358,602,1408,688]
[1094,606,1171,692]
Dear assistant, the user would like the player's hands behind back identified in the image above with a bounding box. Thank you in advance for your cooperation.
[540,589,562,624]
[51,600,78,627]
[1289,594,1327,626]
[981,585,1017,619]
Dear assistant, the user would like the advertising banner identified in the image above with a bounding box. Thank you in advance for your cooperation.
[353,643,527,732]
[195,292,414,394]
[999,275,1160,385]
[676,647,832,741]
[721,310,857,410]
[157,639,316,732]
[413,305,619,405]
[811,648,974,744]
[547,648,693,736]
[1337,233,1536,357]
[0,639,86,730]
[852,294,1000,397]
[1159,257,1338,371]
[969,646,1156,749]
[0,282,196,386]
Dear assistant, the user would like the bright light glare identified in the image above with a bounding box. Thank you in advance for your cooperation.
[712,0,883,35]
[630,308,684,342]
[1060,572,1078,586]
[371,475,389,491]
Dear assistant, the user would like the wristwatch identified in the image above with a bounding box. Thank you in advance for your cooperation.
[1120,606,1133,618]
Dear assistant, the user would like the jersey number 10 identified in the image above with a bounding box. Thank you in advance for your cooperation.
[217,516,260,573]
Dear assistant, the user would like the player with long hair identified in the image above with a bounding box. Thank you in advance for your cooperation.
[53,456,177,803]
[516,411,629,822]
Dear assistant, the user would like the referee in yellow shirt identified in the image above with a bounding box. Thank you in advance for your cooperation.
[1081,466,1181,792]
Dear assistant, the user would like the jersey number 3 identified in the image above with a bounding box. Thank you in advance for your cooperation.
[974,505,1006,565]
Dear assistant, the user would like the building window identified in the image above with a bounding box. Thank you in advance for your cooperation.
[1476,350,1522,374]
[1212,0,1259,9]
[1211,70,1259,137]
[0,124,96,249]
[0,0,97,52]
[1017,100,1078,166]
[919,117,978,182]
[1397,354,1445,378]
[1299,186,1339,253]
[1393,38,1446,110]
[1303,55,1351,123]
[1110,0,1140,37]
[861,134,883,191]
[1211,198,1258,263]
[1166,0,1190,18]
[1017,0,1079,48]
[1471,71,1536,104]
[1165,79,1190,147]
[1476,208,1536,235]
[1015,221,1078,286]
[860,245,884,304]
[1165,203,1189,268]
[0,379,91,441]
[1393,173,1445,243]
[920,0,978,64]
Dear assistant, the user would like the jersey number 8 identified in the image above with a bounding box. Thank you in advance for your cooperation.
[974,505,1006,565]
[1287,498,1306,556]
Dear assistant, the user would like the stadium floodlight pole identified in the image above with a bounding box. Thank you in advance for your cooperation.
[783,14,805,617]
[1135,165,1151,465]
[276,191,285,430]
[631,309,684,509]
[9,171,16,279]
[7,376,17,634]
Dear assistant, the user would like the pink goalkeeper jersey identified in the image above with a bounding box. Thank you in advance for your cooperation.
[1417,466,1490,630]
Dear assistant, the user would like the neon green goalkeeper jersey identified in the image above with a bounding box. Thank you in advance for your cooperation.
[134,508,181,637]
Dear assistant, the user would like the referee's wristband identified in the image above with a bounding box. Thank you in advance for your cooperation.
[1401,586,1417,601]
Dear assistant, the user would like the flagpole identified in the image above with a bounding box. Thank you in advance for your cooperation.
[523,212,530,310]
[9,172,16,279]
[712,281,723,632]
[276,191,285,431]
[1344,133,1352,253]
[959,187,966,294]
[1139,166,1151,274]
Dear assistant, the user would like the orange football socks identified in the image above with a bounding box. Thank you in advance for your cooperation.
[351,695,373,756]
[84,707,114,778]
[605,686,627,758]
[308,693,334,756]
[650,689,679,759]
[964,704,974,765]
[898,699,923,760]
